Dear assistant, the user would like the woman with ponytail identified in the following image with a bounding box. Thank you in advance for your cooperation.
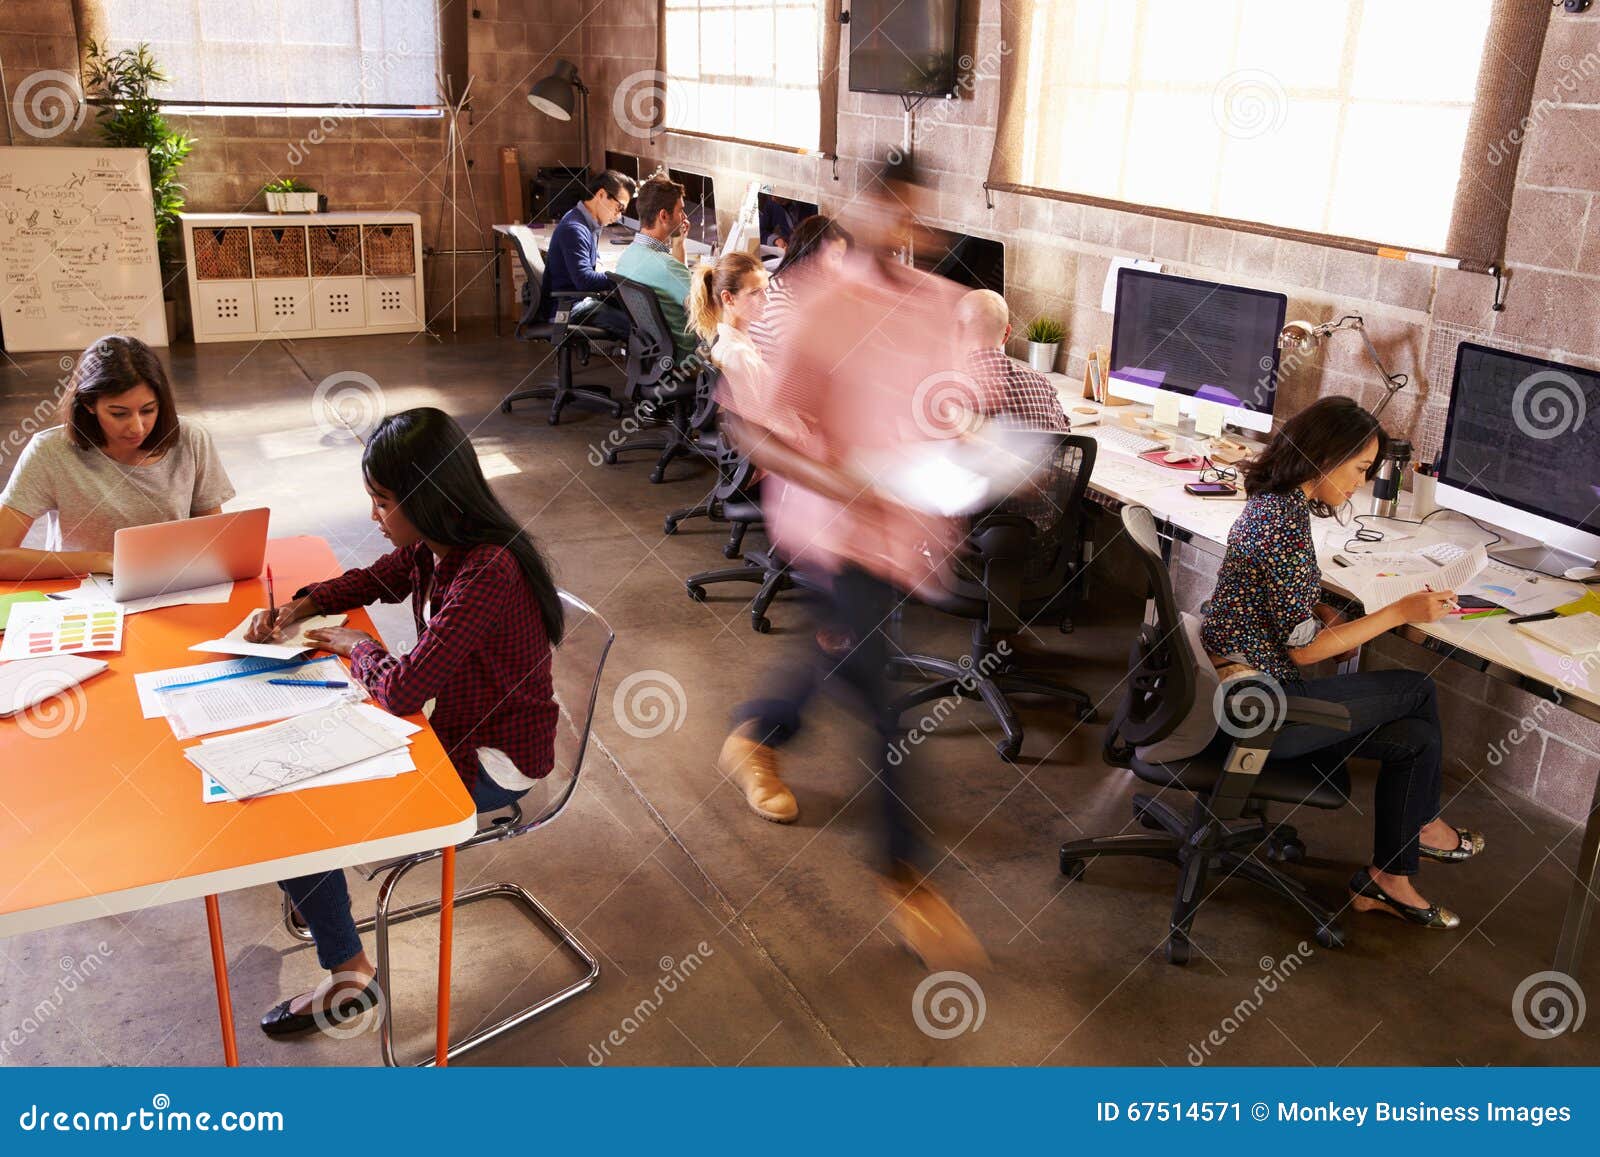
[245,406,564,1038]
[687,250,771,423]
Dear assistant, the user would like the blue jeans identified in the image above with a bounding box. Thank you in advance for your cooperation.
[1266,669,1443,876]
[279,771,526,970]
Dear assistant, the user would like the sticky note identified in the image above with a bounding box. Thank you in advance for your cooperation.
[1195,400,1226,438]
[1153,391,1181,428]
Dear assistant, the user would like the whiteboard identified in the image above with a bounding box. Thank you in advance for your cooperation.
[0,146,168,352]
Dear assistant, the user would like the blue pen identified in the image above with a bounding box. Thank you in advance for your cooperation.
[266,679,349,688]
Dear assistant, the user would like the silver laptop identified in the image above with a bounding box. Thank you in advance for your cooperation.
[110,508,270,603]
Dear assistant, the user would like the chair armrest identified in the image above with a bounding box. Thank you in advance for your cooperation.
[548,289,594,301]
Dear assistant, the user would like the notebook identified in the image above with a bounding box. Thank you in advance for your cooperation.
[0,654,110,717]
[0,591,49,631]
[1516,611,1600,656]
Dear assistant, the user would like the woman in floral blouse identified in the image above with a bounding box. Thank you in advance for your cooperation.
[1201,396,1484,930]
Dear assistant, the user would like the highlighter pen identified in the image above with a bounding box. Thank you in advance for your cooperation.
[266,679,349,688]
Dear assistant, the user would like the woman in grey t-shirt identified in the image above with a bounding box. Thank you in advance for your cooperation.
[0,336,236,580]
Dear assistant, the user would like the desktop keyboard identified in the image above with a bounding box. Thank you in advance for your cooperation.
[1090,425,1167,457]
[1418,541,1469,566]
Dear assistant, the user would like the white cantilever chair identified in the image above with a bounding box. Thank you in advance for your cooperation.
[282,590,614,1065]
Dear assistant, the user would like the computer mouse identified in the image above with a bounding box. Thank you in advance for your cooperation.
[610,238,630,245]
[1163,450,1195,464]
[1563,565,1600,582]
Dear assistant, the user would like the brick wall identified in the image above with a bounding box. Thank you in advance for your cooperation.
[0,0,584,321]
[580,0,1600,825]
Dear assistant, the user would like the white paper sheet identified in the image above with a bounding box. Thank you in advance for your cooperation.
[66,574,234,615]
[134,655,307,719]
[202,749,415,802]
[1347,545,1487,612]
[185,704,410,799]
[0,601,123,660]
[188,612,348,660]
[155,655,364,739]
[1102,256,1162,312]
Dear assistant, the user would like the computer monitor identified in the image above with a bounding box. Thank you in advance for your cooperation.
[668,166,717,247]
[605,150,643,228]
[1106,269,1286,435]
[1436,342,1600,572]
[757,191,819,249]
[909,227,1005,296]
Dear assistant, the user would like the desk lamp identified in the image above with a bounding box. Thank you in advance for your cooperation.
[529,59,590,172]
[1278,314,1408,418]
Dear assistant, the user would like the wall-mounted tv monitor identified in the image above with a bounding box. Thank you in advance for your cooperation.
[910,227,1004,297]
[849,0,962,97]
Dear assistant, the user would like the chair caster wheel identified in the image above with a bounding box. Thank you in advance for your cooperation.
[611,403,626,418]
[1266,838,1306,864]
[1135,808,1163,832]
[997,739,1022,763]
[602,451,618,465]
[547,413,560,426]
[721,544,740,559]
[1076,703,1096,723]
[664,518,679,535]
[649,470,666,484]
[686,584,706,602]
[1166,932,1191,965]
[1059,856,1086,881]
[752,615,771,634]
[1314,924,1346,950]
[499,400,512,414]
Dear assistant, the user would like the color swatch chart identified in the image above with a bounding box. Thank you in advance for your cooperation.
[0,600,124,661]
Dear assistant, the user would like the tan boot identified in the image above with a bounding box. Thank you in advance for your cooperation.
[880,867,990,972]
[717,732,799,823]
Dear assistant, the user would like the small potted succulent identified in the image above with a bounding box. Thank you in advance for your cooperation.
[263,177,319,213]
[1024,315,1065,374]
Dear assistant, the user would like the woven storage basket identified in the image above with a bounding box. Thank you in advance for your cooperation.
[362,223,415,276]
[250,225,309,278]
[192,226,251,280]
[309,224,362,276]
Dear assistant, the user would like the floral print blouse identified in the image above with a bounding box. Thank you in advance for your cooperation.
[1200,489,1323,684]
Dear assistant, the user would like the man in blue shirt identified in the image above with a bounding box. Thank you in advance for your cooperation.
[536,169,636,337]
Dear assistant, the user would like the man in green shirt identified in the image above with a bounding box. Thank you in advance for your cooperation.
[615,176,698,365]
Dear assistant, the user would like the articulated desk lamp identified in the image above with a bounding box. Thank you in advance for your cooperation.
[1278,314,1413,515]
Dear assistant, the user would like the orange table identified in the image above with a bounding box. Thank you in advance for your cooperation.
[0,536,477,1065]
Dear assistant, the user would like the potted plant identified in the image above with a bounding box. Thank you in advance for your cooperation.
[1024,315,1065,374]
[83,40,195,338]
[263,178,319,213]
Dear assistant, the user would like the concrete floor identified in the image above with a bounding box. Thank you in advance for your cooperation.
[0,326,1595,1067]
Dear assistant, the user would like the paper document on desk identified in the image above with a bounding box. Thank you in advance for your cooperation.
[135,655,310,719]
[67,574,234,615]
[0,654,109,716]
[184,703,409,800]
[156,654,364,739]
[1345,545,1487,612]
[188,612,347,660]
[200,706,420,801]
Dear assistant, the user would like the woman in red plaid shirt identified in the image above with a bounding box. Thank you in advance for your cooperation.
[246,407,565,1039]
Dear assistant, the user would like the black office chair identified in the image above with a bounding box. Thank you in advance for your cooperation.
[498,227,624,425]
[887,432,1099,762]
[663,372,762,557]
[601,274,705,483]
[1058,504,1354,964]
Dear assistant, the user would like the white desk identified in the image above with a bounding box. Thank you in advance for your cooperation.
[1044,370,1600,976]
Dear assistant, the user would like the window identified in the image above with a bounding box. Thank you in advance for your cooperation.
[94,0,441,112]
[663,0,824,152]
[1000,0,1495,255]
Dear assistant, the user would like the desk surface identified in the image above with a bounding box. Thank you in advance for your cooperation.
[0,536,477,938]
[1044,375,1600,719]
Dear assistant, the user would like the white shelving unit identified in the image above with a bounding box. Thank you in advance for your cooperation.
[179,211,425,343]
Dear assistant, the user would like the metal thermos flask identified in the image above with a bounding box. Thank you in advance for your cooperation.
[1369,438,1412,518]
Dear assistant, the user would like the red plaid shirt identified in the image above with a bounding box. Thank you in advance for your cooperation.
[304,542,557,791]
[964,347,1070,431]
